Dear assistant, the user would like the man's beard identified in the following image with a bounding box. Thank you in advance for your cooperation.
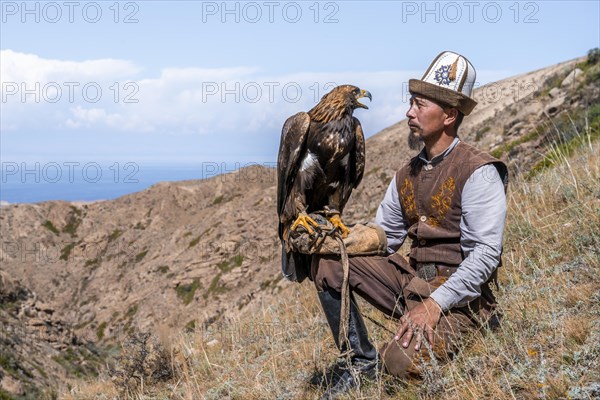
[408,129,423,150]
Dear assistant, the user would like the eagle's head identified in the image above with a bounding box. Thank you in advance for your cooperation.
[309,85,372,123]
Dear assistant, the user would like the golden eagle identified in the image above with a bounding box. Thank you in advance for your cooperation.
[277,85,371,282]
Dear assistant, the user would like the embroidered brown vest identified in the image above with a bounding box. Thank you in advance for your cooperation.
[395,141,508,265]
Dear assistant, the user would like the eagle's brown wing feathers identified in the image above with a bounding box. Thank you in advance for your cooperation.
[337,117,366,212]
[277,111,311,239]
[352,117,366,189]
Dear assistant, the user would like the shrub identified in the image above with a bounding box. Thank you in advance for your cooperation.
[42,220,59,235]
[175,279,201,305]
[587,47,600,64]
[108,332,174,397]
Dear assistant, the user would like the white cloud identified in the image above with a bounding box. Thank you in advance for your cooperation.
[1,50,515,139]
[0,49,140,83]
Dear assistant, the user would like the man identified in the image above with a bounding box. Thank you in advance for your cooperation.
[312,51,508,398]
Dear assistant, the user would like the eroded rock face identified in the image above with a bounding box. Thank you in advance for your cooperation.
[561,68,583,87]
[460,56,598,173]
[0,274,102,397]
[0,271,28,303]
[548,87,562,99]
[1,375,25,396]
[546,96,567,116]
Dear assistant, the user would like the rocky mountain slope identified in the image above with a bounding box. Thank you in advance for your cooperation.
[1,52,598,398]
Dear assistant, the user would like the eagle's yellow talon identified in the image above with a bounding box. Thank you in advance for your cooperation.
[329,214,350,238]
[291,213,319,235]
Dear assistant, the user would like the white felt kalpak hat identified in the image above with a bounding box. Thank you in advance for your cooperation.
[409,51,478,115]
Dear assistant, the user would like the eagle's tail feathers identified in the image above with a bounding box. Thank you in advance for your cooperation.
[281,246,311,283]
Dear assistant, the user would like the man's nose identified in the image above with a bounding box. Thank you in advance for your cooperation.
[406,105,415,119]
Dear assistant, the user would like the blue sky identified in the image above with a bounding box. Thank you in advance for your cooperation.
[1,0,599,166]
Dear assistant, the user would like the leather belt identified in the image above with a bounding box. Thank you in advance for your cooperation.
[415,262,458,281]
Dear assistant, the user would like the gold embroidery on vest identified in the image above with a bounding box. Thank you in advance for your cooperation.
[429,177,456,226]
[400,178,418,221]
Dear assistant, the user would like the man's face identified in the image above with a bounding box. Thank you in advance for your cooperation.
[405,95,447,142]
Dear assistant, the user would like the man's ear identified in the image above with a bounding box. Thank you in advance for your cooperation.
[443,108,458,127]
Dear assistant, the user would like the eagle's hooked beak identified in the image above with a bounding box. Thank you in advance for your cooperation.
[356,89,372,109]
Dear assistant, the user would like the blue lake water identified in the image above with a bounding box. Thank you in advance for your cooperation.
[0,162,275,204]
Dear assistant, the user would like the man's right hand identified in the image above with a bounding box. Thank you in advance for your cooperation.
[394,297,442,351]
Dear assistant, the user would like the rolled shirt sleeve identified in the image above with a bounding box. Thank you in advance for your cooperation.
[375,175,408,254]
[430,164,507,311]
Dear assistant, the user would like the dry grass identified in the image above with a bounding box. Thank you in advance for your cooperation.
[64,134,599,399]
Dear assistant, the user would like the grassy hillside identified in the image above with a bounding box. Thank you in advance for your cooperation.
[64,109,599,399]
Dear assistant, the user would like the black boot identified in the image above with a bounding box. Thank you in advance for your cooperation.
[317,289,379,399]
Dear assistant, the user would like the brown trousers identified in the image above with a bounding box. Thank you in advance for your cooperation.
[311,253,480,379]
